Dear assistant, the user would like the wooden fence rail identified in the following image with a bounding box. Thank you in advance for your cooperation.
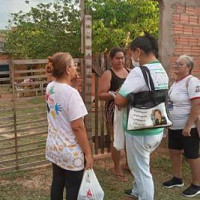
[0,57,110,173]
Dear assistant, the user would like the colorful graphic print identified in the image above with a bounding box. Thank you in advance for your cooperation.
[46,124,84,170]
[46,86,62,119]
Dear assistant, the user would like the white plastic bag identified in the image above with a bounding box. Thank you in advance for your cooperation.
[113,106,125,150]
[77,169,104,200]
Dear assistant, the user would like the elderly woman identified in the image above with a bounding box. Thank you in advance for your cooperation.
[45,52,93,200]
[163,55,200,198]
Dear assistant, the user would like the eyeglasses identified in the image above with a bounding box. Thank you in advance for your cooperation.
[69,63,78,68]
[173,62,185,67]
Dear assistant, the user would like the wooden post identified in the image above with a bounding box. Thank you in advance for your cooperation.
[94,73,99,154]
[80,1,93,148]
[9,60,19,170]
[83,15,93,146]
[80,0,85,54]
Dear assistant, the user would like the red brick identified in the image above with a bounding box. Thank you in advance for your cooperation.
[174,49,182,55]
[172,25,184,34]
[182,46,192,51]
[180,14,189,24]
[172,24,184,29]
[189,16,198,25]
[172,14,180,22]
[174,47,184,54]
[193,27,200,34]
[188,38,198,46]
[185,6,196,15]
[179,39,189,45]
[176,4,185,13]
[170,57,177,64]
[175,46,192,55]
[184,27,193,35]
[190,51,200,56]
[174,35,180,43]
[179,37,188,45]
[195,8,200,16]
[194,60,200,67]
[191,46,200,51]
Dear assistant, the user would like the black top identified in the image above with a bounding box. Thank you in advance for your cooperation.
[110,68,128,92]
[105,68,129,125]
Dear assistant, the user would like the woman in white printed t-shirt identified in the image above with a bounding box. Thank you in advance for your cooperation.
[115,32,169,200]
[163,55,200,197]
[45,52,93,200]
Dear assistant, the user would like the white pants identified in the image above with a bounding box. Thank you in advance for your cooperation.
[126,133,163,200]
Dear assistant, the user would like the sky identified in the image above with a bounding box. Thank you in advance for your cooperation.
[0,0,54,30]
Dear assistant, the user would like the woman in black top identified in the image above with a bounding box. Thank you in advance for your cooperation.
[98,47,130,181]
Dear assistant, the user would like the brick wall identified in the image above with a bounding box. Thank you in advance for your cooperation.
[172,3,200,78]
[159,0,200,80]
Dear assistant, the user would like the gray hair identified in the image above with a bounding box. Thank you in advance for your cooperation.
[179,55,194,74]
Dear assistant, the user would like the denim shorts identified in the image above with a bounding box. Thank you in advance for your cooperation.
[168,128,200,159]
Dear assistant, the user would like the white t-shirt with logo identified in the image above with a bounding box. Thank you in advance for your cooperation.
[45,81,88,171]
[169,75,200,130]
[119,61,169,136]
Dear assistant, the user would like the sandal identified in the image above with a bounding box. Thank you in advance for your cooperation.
[122,164,131,173]
[114,172,128,182]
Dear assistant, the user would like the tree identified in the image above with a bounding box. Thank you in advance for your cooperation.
[5,0,159,58]
[5,0,81,59]
[87,0,159,53]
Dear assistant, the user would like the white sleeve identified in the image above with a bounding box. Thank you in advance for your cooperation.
[188,77,200,100]
[119,67,145,97]
[66,90,88,121]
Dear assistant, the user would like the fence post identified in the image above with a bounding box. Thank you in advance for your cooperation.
[82,15,93,148]
[94,73,99,154]
[9,59,19,170]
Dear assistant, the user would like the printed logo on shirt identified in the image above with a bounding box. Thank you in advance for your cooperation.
[195,85,200,93]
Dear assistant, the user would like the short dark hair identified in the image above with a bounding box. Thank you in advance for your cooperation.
[130,32,158,58]
[109,47,125,59]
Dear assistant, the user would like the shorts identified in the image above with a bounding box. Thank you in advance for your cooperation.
[168,128,200,159]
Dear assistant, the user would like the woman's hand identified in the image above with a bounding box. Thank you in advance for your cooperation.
[85,154,93,169]
[182,125,192,137]
[183,98,200,137]
[115,93,128,108]
[71,118,93,169]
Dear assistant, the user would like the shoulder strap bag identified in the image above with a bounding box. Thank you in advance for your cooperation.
[127,66,172,131]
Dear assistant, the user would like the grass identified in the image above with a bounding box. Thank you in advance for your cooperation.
[0,140,199,200]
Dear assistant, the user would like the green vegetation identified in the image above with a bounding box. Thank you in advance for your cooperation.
[5,0,81,58]
[0,141,199,200]
[87,0,159,53]
[5,0,159,58]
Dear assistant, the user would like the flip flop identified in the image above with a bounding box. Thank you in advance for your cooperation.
[114,173,128,182]
[122,164,131,173]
